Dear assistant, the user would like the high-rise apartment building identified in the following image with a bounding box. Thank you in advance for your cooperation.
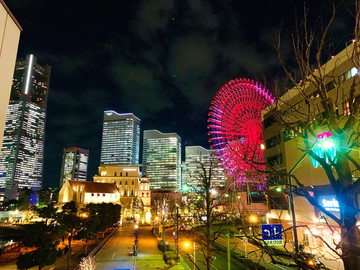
[0,54,51,199]
[0,0,22,149]
[185,146,227,190]
[142,130,181,191]
[100,111,140,166]
[59,147,89,187]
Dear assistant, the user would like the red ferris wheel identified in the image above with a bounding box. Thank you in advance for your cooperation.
[208,78,274,188]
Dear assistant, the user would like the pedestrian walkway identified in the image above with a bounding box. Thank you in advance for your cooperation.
[95,224,186,270]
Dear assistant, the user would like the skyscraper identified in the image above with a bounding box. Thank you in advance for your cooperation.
[185,146,227,191]
[59,147,89,187]
[100,111,140,165]
[0,54,51,199]
[142,130,181,191]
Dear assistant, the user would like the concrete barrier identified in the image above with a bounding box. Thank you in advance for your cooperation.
[88,227,119,257]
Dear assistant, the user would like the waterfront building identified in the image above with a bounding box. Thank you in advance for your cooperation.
[100,111,140,166]
[142,130,181,191]
[0,55,51,200]
[59,147,89,187]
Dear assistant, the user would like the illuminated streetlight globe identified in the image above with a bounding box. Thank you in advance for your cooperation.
[208,78,274,188]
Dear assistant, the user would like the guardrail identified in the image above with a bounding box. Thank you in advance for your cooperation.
[0,223,25,230]
[87,227,119,257]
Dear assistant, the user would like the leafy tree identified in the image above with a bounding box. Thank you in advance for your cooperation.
[16,253,36,270]
[18,222,60,270]
[38,203,57,225]
[57,201,80,270]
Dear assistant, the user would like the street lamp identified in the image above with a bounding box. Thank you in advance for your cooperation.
[249,215,257,223]
[184,241,196,270]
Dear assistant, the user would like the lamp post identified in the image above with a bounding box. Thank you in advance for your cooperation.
[184,241,196,270]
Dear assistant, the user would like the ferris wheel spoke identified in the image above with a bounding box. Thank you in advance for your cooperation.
[208,78,274,188]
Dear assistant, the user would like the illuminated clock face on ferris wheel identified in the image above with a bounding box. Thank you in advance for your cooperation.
[208,78,274,187]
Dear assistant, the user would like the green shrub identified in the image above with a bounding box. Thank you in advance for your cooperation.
[164,251,177,263]
[158,240,165,251]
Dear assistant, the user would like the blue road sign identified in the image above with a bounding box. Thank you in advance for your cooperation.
[261,224,283,246]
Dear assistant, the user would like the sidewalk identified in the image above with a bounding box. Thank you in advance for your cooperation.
[95,224,187,270]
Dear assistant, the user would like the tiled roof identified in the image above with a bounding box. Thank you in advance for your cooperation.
[68,181,119,194]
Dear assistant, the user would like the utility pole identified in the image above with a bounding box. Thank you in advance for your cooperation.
[227,233,231,270]
[175,205,179,258]
[287,143,316,254]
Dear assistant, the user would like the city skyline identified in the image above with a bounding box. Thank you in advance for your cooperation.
[3,1,354,188]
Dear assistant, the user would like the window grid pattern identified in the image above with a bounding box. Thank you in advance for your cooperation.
[142,130,181,191]
[100,112,140,165]
[185,146,227,191]
[0,55,51,194]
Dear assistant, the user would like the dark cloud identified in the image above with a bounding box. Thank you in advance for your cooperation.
[5,0,355,187]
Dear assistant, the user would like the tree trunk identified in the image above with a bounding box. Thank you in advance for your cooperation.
[340,190,360,270]
[68,234,72,270]
[85,238,88,255]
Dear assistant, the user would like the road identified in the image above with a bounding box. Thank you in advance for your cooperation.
[95,223,185,270]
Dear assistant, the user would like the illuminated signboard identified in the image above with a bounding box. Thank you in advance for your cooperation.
[311,131,336,168]
[320,197,340,212]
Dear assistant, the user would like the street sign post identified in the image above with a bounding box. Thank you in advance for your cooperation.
[261,224,284,246]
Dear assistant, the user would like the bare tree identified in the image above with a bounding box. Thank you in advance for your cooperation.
[258,2,360,269]
[185,150,227,270]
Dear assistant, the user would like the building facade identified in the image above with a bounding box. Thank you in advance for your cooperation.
[58,180,120,205]
[0,55,51,200]
[185,146,227,190]
[262,42,360,251]
[0,0,21,150]
[59,147,89,187]
[100,111,140,166]
[142,130,181,191]
[93,165,151,221]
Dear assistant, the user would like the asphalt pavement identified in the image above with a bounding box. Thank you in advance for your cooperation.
[95,223,186,270]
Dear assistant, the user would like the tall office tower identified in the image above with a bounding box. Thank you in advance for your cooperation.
[100,111,140,165]
[142,130,181,191]
[0,54,51,200]
[0,0,22,150]
[185,146,227,190]
[59,147,89,187]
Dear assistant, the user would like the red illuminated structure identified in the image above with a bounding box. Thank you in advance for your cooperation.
[208,78,274,188]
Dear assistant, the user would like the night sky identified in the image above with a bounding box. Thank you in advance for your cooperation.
[5,0,355,188]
